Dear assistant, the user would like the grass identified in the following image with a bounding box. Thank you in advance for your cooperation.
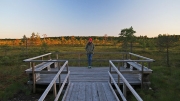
[138,66,180,101]
[0,45,180,100]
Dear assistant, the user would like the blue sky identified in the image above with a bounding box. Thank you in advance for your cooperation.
[0,0,180,39]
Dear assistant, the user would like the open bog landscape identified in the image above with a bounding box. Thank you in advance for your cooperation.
[1,0,180,101]
[0,35,180,101]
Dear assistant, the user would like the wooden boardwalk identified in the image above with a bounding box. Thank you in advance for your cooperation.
[28,66,143,101]
[24,52,154,101]
[62,82,119,101]
[35,67,141,85]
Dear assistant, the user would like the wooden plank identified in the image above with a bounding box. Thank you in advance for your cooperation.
[77,82,85,101]
[63,82,126,101]
[25,62,54,73]
[127,62,152,73]
[69,82,79,101]
[102,83,117,101]
[96,83,107,101]
[92,82,99,101]
[85,82,93,101]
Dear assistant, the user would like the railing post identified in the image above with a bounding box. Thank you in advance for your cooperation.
[66,64,69,83]
[49,54,51,59]
[123,82,127,98]
[109,62,112,83]
[66,63,69,73]
[32,62,36,93]
[53,83,57,98]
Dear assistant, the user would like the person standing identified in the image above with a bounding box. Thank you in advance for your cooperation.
[85,38,94,68]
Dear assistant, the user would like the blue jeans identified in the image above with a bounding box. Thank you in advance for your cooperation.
[87,53,93,66]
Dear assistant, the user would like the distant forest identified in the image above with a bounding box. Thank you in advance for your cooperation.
[0,33,180,51]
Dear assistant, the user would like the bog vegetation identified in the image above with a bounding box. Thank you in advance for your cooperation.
[0,33,180,100]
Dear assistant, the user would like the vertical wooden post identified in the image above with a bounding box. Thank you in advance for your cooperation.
[49,54,51,60]
[53,83,57,98]
[66,63,69,83]
[66,63,69,73]
[32,62,36,93]
[109,63,111,83]
[123,83,127,98]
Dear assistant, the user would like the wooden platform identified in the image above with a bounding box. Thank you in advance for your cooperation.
[62,82,119,101]
[31,67,141,85]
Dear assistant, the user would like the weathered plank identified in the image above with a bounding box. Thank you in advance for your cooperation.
[127,62,153,73]
[96,83,108,101]
[69,82,79,101]
[77,82,85,101]
[85,82,93,101]
[25,62,54,73]
[63,82,118,101]
[92,82,99,101]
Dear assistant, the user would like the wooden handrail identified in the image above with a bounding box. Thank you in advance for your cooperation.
[110,59,154,62]
[38,61,69,101]
[24,59,67,62]
[108,71,126,101]
[23,53,52,62]
[109,60,143,101]
[129,52,155,61]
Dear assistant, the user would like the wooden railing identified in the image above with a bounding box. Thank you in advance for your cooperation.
[109,60,143,101]
[53,52,129,66]
[38,60,70,101]
[23,53,52,93]
[53,52,155,67]
[110,52,155,88]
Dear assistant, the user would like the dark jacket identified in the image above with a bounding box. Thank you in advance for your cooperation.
[85,42,94,54]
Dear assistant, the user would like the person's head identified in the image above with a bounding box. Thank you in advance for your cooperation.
[89,38,92,43]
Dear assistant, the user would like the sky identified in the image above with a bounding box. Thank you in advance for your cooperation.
[0,0,180,39]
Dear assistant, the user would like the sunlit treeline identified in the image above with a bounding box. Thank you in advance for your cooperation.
[0,34,180,48]
[0,35,118,46]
